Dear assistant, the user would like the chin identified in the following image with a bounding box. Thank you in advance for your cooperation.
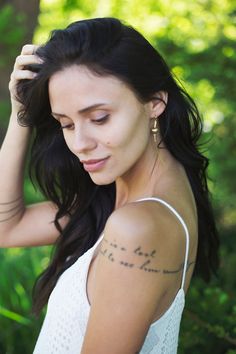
[89,173,116,186]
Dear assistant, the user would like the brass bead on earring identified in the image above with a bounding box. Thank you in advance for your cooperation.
[151,117,158,143]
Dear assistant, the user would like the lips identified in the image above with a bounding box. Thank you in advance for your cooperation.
[81,158,107,164]
[81,157,110,172]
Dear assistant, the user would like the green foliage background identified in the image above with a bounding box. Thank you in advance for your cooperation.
[0,0,235,353]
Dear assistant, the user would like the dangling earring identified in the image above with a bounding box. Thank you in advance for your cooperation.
[151,117,158,143]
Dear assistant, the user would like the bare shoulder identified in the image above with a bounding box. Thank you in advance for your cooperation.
[103,199,187,264]
[83,199,191,353]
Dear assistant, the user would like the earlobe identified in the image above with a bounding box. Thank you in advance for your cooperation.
[150,91,168,118]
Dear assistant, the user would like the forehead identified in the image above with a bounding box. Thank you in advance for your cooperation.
[48,65,133,107]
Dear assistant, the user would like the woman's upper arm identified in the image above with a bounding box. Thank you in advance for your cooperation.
[81,203,186,354]
[1,201,70,248]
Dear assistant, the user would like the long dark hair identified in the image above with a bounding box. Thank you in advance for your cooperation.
[17,17,219,317]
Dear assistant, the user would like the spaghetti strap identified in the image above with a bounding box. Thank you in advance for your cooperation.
[135,197,190,290]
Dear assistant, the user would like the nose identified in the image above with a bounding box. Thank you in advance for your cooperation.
[71,125,97,154]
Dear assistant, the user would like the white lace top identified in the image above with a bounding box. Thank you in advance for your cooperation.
[33,197,190,354]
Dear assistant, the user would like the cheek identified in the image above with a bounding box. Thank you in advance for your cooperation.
[62,133,73,151]
[104,110,149,151]
[103,127,130,148]
[105,135,129,150]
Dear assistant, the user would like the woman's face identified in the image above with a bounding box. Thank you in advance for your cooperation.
[49,65,154,185]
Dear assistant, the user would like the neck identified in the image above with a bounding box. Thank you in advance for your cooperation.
[114,142,171,209]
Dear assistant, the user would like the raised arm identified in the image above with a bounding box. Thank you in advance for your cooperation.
[0,45,69,248]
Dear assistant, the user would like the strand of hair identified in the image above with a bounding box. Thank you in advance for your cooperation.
[0,203,24,214]
[0,206,24,223]
[0,196,23,205]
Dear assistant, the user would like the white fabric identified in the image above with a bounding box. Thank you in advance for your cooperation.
[33,197,189,354]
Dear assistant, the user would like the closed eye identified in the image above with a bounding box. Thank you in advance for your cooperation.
[92,114,110,124]
[60,123,74,130]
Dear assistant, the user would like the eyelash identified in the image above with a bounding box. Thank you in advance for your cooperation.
[60,114,110,130]
[60,124,73,130]
[92,114,110,124]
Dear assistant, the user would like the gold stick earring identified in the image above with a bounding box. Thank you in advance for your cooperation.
[151,117,158,143]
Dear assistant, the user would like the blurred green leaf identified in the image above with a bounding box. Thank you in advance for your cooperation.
[0,307,31,326]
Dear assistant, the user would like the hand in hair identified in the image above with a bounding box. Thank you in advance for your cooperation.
[9,44,41,114]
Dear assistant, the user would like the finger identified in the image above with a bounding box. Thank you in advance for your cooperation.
[11,69,37,82]
[14,54,43,70]
[21,44,39,55]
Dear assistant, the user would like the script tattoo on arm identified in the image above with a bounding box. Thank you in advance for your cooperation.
[163,260,196,274]
[0,196,24,223]
[99,237,195,275]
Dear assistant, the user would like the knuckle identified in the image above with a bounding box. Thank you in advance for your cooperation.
[9,81,14,91]
[15,55,22,64]
[21,44,32,54]
[22,44,31,49]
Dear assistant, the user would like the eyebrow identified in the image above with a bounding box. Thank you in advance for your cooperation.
[51,103,108,118]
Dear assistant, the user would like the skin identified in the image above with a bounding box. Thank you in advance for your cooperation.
[49,65,167,207]
[4,48,197,353]
[48,65,198,353]
[0,45,66,248]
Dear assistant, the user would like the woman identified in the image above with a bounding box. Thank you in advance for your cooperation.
[0,17,219,353]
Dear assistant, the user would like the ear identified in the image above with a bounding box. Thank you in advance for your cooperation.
[148,91,168,118]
